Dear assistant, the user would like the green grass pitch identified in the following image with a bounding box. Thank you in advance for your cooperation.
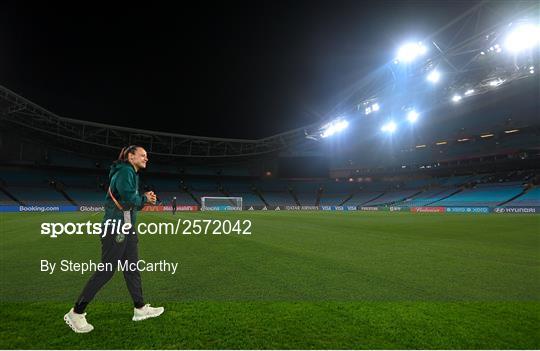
[1,211,539,349]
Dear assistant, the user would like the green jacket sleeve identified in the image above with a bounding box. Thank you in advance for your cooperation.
[113,167,147,210]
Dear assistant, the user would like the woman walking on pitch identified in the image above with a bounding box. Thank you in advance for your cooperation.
[64,145,164,333]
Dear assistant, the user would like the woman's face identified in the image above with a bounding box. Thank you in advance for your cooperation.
[128,147,148,171]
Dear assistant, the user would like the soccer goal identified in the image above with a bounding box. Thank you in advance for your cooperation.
[201,197,243,211]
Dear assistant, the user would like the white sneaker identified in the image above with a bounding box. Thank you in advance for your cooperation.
[64,308,94,333]
[132,304,164,321]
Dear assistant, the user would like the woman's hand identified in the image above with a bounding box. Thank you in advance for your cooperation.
[144,191,157,205]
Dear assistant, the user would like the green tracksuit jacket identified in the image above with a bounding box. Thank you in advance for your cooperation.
[104,162,147,226]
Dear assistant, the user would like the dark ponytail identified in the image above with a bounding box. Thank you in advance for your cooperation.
[115,145,140,164]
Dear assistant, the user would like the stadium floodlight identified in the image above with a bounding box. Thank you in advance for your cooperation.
[320,118,349,138]
[407,110,419,123]
[464,89,475,96]
[395,42,427,63]
[381,121,397,133]
[452,94,462,103]
[488,78,504,87]
[488,43,502,53]
[426,70,441,83]
[364,102,380,115]
[504,23,540,53]
[365,106,372,115]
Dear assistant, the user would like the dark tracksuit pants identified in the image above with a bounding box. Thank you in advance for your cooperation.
[74,222,144,313]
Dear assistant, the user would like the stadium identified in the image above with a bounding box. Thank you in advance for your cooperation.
[0,1,539,349]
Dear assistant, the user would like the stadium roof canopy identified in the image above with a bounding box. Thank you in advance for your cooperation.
[0,84,319,158]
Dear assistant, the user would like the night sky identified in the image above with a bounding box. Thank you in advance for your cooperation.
[1,1,477,139]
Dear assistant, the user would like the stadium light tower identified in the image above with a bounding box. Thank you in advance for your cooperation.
[395,42,428,63]
[381,121,397,133]
[504,23,540,53]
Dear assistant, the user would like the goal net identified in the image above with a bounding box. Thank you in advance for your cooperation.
[201,197,243,211]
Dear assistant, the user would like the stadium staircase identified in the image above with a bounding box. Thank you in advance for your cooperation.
[253,187,270,207]
[50,181,78,206]
[339,193,354,206]
[219,187,230,198]
[426,187,463,206]
[384,190,423,206]
[57,189,78,206]
[180,184,200,205]
[315,187,323,206]
[395,187,453,207]
[359,192,386,205]
[0,184,24,205]
[429,187,459,200]
[288,187,301,206]
[497,185,530,206]
[218,185,238,206]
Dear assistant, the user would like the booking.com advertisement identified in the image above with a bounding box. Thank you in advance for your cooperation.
[1,1,540,351]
